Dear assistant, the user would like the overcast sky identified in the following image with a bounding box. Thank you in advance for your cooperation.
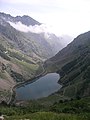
[0,0,90,37]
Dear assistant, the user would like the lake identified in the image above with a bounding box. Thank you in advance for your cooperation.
[16,73,61,100]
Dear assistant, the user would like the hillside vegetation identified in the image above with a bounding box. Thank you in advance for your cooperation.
[0,97,90,120]
[45,31,90,98]
[0,12,90,119]
[0,12,64,60]
[0,36,41,103]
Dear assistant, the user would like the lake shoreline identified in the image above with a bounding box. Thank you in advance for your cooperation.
[9,70,48,105]
[15,73,60,101]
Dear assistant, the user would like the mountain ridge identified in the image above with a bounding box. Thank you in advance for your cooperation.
[0,12,67,59]
[0,12,41,26]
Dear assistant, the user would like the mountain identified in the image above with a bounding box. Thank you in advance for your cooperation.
[0,34,41,103]
[0,12,44,103]
[0,12,40,26]
[44,31,90,98]
[59,35,73,48]
[0,12,67,59]
[0,12,53,59]
[0,12,72,103]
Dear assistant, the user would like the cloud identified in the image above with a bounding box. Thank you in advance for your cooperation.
[8,21,53,34]
[8,21,30,32]
[1,0,90,37]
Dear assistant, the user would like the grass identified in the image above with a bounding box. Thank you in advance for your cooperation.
[36,94,68,107]
[0,97,90,120]
[14,59,39,72]
[12,58,39,79]
[4,112,90,120]
[63,85,76,97]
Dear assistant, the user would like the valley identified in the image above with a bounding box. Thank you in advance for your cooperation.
[0,12,71,104]
[0,12,90,120]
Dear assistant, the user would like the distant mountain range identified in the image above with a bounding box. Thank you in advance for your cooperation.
[45,31,90,98]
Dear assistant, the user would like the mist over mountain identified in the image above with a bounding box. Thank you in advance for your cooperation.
[0,12,40,26]
[60,35,73,48]
[0,0,90,119]
[0,12,73,57]
[0,12,73,102]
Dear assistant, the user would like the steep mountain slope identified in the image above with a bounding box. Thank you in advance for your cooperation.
[0,12,52,103]
[0,34,41,103]
[0,12,72,103]
[45,31,90,98]
[0,12,65,59]
[0,16,53,59]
